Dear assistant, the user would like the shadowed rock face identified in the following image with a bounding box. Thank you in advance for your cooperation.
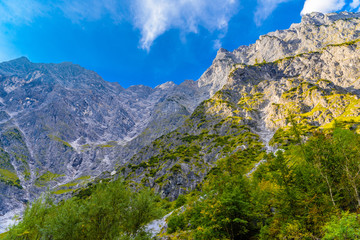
[1,11,360,226]
[0,58,204,219]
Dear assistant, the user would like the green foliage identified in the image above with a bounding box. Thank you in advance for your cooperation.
[0,232,7,239]
[5,196,54,240]
[125,107,262,195]
[0,148,13,170]
[170,164,182,173]
[52,189,73,195]
[323,212,360,240]
[96,143,115,148]
[325,39,360,48]
[35,171,64,187]
[2,128,25,144]
[0,168,21,188]
[5,180,163,240]
[163,127,360,239]
[174,194,187,208]
[48,135,73,149]
[55,175,92,190]
[166,146,263,240]
[255,128,360,239]
[167,211,186,234]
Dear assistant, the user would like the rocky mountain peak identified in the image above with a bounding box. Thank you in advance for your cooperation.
[299,11,360,26]
[9,56,31,64]
[155,81,176,90]
[196,11,360,98]
[0,56,34,76]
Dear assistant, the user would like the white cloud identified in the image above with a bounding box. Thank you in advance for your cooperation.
[254,0,289,26]
[131,0,239,51]
[26,0,238,51]
[301,0,345,15]
[350,0,360,9]
[213,39,222,50]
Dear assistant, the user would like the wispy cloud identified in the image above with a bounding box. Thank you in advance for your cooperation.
[58,0,240,51]
[350,0,360,10]
[0,0,47,61]
[58,0,129,23]
[131,0,239,51]
[0,0,46,25]
[2,0,353,58]
[213,39,222,50]
[301,0,345,15]
[5,0,238,52]
[254,0,289,26]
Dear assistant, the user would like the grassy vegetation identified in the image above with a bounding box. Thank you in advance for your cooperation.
[267,77,360,147]
[2,128,25,144]
[59,182,78,188]
[48,135,73,149]
[95,143,115,148]
[238,92,264,111]
[125,115,263,195]
[52,189,73,195]
[0,168,21,188]
[325,38,360,48]
[75,176,91,181]
[0,232,7,239]
[54,175,92,193]
[35,171,64,187]
[0,148,13,170]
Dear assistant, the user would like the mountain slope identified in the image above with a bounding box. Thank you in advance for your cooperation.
[119,12,360,200]
[2,11,360,232]
[0,58,203,225]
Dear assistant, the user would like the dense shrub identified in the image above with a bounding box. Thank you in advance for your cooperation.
[5,180,163,240]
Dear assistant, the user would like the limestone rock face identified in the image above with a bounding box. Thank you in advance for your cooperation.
[197,11,360,102]
[116,12,360,200]
[232,11,360,65]
[2,11,360,228]
[0,58,201,224]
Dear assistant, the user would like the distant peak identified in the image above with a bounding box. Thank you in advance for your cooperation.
[7,56,31,64]
[217,48,229,53]
[59,61,74,65]
[300,11,360,26]
[0,56,34,75]
[215,47,234,61]
[155,81,176,90]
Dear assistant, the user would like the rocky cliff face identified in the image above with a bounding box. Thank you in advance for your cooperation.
[117,12,360,200]
[0,58,203,227]
[198,11,360,101]
[2,11,360,232]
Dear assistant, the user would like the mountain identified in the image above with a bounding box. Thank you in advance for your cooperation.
[2,11,360,233]
[0,59,202,223]
[115,11,360,200]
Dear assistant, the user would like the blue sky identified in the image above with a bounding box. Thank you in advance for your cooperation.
[0,0,359,88]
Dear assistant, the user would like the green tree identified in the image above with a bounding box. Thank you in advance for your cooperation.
[5,180,163,240]
[323,212,360,240]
